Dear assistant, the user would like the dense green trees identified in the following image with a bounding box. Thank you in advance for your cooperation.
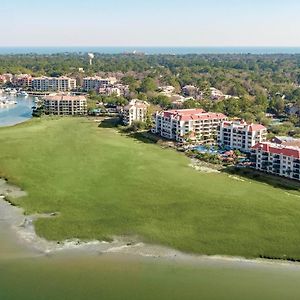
[0,53,299,130]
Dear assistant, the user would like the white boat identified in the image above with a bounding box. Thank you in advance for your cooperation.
[17,91,29,97]
[9,89,18,96]
[0,97,17,106]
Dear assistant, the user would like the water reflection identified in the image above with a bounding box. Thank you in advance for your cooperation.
[0,95,34,127]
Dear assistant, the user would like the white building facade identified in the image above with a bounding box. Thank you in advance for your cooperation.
[32,77,76,92]
[83,77,117,91]
[251,142,300,181]
[154,109,227,143]
[123,99,149,125]
[218,120,267,152]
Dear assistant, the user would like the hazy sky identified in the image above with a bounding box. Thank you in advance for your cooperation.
[1,0,300,47]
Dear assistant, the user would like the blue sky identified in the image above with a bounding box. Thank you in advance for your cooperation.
[1,0,300,46]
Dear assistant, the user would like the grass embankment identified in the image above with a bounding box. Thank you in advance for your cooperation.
[0,117,300,260]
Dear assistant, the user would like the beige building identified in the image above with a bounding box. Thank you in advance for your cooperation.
[32,77,76,92]
[123,99,149,125]
[44,95,87,115]
[83,77,117,91]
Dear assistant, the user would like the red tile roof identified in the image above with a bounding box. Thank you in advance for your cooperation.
[162,109,227,122]
[252,143,300,159]
[221,120,266,132]
[249,124,267,132]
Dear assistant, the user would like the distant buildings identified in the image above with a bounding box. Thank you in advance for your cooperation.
[83,77,117,91]
[99,83,130,97]
[12,74,32,88]
[210,88,225,100]
[123,99,149,125]
[44,95,87,115]
[181,86,235,101]
[182,85,203,99]
[286,103,300,117]
[32,77,76,92]
[271,136,300,148]
[0,73,13,84]
[153,109,227,142]
[159,86,176,97]
[251,142,300,181]
[218,120,267,152]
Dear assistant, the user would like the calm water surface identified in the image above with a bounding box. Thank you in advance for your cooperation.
[1,211,300,300]
[0,95,34,127]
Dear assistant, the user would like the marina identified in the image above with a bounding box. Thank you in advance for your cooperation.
[0,92,34,127]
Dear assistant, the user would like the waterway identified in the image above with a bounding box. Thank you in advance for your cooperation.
[1,47,300,55]
[1,196,300,300]
[0,94,34,127]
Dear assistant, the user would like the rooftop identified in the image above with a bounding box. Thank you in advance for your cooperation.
[44,95,86,101]
[161,109,227,121]
[252,142,300,159]
[222,120,266,132]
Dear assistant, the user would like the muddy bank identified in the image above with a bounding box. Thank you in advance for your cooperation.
[1,178,300,268]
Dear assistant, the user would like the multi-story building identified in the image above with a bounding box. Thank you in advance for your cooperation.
[83,77,117,91]
[218,120,267,152]
[99,84,130,97]
[32,77,76,92]
[43,95,87,115]
[271,136,300,148]
[12,74,32,88]
[0,73,13,84]
[251,142,300,181]
[0,75,6,85]
[153,109,227,143]
[123,99,149,125]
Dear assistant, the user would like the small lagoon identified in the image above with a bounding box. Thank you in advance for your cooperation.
[0,95,34,127]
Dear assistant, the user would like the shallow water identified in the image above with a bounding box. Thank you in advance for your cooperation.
[1,199,300,299]
[0,95,34,127]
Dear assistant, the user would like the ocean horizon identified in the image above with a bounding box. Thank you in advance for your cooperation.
[1,46,300,55]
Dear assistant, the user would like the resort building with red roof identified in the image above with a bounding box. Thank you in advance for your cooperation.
[153,109,227,142]
[218,120,267,152]
[251,142,300,181]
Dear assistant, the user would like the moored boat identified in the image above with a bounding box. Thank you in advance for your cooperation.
[17,91,29,97]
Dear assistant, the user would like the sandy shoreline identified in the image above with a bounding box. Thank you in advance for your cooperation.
[1,178,300,268]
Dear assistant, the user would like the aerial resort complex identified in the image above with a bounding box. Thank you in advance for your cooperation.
[1,1,300,299]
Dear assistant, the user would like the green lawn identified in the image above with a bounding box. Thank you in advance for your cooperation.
[1,117,300,259]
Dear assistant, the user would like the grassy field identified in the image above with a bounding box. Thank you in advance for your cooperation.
[0,117,300,259]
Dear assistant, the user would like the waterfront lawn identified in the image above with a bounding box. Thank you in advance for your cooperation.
[0,117,300,260]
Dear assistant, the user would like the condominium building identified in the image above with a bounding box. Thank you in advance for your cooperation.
[153,109,227,142]
[32,77,76,92]
[0,73,13,84]
[12,74,32,88]
[123,99,149,125]
[251,142,300,181]
[43,95,87,115]
[83,77,117,91]
[271,136,300,148]
[99,84,130,97]
[218,120,267,152]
